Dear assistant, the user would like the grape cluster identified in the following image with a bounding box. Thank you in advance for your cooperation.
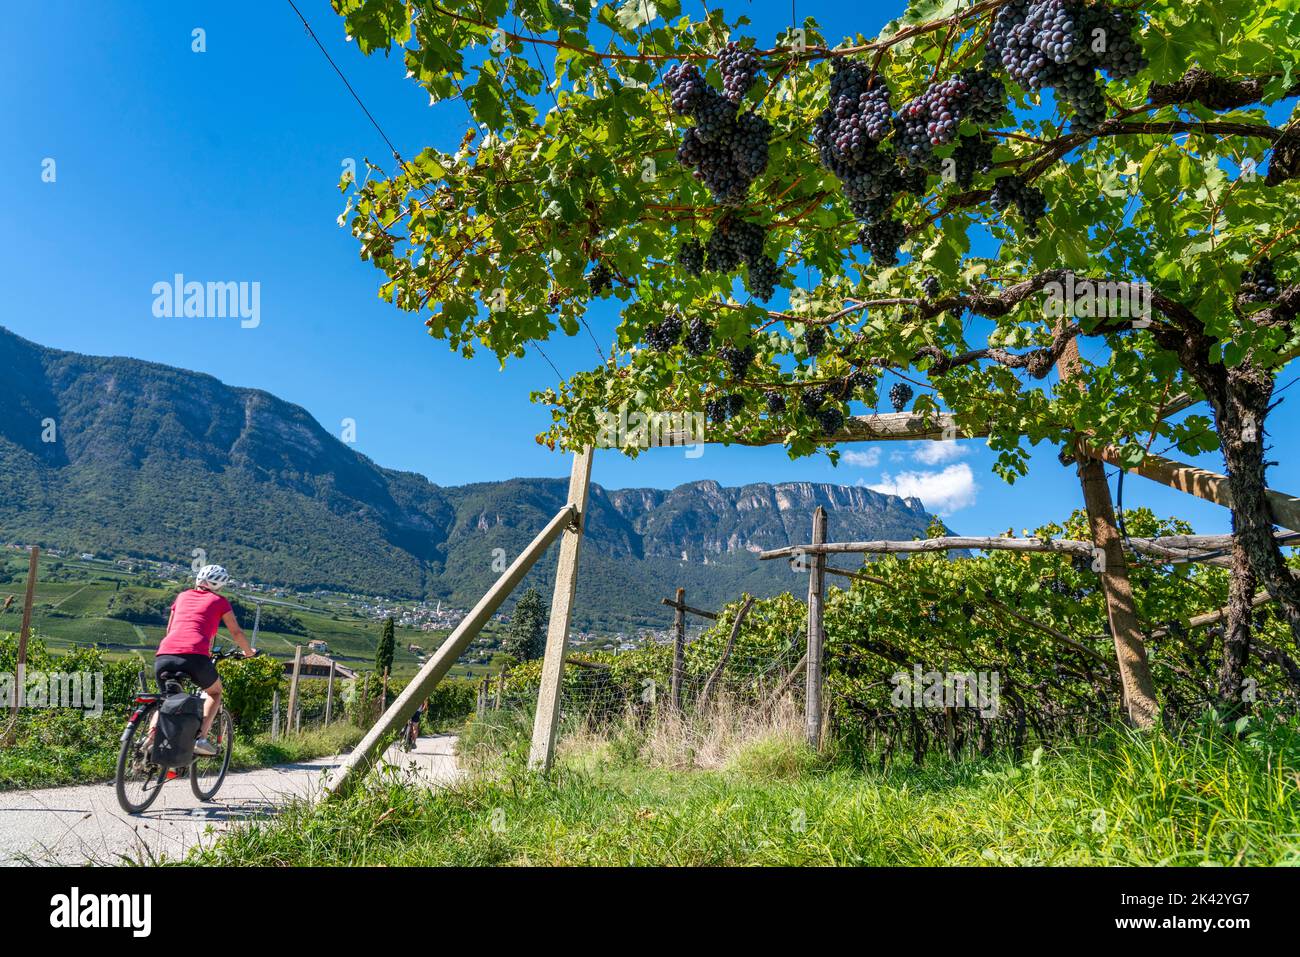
[1241,258,1280,302]
[765,391,787,415]
[813,60,920,250]
[546,289,563,310]
[717,41,759,104]
[951,133,995,188]
[718,340,756,379]
[586,261,613,295]
[677,238,706,277]
[816,405,846,434]
[990,174,1047,236]
[707,393,745,423]
[921,276,942,299]
[684,316,713,356]
[703,215,785,301]
[888,381,914,413]
[665,58,770,203]
[859,217,907,267]
[645,311,683,352]
[896,67,1006,162]
[987,0,1146,129]
[815,61,894,168]
[799,385,830,416]
[804,326,826,357]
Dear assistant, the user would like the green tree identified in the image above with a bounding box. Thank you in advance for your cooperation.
[376,616,396,676]
[332,1,1300,720]
[503,588,547,663]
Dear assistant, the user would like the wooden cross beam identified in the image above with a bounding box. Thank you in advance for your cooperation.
[759,536,1096,561]
[659,596,718,620]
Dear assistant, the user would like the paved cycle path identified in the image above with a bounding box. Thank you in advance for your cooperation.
[0,734,461,865]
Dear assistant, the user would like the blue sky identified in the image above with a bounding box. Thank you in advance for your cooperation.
[1,1,1292,537]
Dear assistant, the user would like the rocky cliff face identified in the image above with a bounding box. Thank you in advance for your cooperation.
[0,326,942,627]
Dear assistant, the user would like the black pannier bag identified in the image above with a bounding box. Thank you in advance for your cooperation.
[152,693,205,767]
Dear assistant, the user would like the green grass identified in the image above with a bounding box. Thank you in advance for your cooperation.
[186,718,1300,867]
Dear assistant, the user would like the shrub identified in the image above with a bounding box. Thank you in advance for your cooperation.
[217,654,284,733]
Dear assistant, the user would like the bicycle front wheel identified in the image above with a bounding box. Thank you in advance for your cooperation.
[190,708,233,801]
[115,706,166,815]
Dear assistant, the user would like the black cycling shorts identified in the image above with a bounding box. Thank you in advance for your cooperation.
[155,653,220,690]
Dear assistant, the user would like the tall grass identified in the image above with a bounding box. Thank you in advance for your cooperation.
[188,707,1300,867]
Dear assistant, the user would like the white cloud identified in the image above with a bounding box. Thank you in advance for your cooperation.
[869,463,978,516]
[911,440,968,466]
[842,448,881,467]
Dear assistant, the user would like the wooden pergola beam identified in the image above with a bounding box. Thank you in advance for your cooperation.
[1081,441,1300,532]
[760,536,1095,561]
[660,596,718,620]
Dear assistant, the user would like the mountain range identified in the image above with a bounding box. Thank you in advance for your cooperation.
[0,326,942,631]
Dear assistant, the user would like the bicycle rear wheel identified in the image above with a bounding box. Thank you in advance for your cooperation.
[115,706,166,815]
[190,708,233,801]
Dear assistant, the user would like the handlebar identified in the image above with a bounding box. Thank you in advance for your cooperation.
[212,647,260,661]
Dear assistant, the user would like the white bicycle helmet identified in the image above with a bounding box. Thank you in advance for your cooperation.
[196,564,231,589]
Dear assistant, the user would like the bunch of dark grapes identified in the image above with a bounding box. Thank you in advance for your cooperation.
[684,316,713,356]
[986,0,1146,129]
[765,391,787,415]
[705,216,763,271]
[990,175,1047,236]
[888,381,914,413]
[1070,553,1093,574]
[816,405,846,434]
[815,60,894,168]
[805,326,826,356]
[546,289,563,310]
[859,217,907,267]
[896,68,1005,162]
[746,253,782,301]
[718,340,756,378]
[665,57,770,203]
[645,311,683,352]
[951,133,995,188]
[707,393,746,423]
[834,369,872,401]
[717,41,759,104]
[664,63,709,115]
[586,261,613,295]
[921,276,942,299]
[676,238,706,277]
[1241,258,1280,303]
[799,385,829,416]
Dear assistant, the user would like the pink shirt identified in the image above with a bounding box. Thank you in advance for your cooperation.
[157,589,233,657]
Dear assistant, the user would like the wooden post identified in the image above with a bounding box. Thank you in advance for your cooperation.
[478,676,490,715]
[324,660,335,727]
[805,507,827,750]
[8,547,39,729]
[325,503,578,798]
[286,645,303,735]
[529,447,594,773]
[382,667,390,713]
[670,587,686,712]
[495,669,505,710]
[1057,340,1159,728]
[271,689,281,740]
[295,708,302,734]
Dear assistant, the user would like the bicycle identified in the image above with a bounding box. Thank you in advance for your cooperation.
[114,647,248,815]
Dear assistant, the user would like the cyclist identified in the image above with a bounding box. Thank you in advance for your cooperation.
[406,700,425,749]
[155,564,255,756]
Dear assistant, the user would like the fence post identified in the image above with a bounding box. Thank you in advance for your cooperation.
[805,507,827,750]
[671,587,686,712]
[271,689,281,740]
[324,660,335,727]
[1057,339,1159,728]
[295,708,302,734]
[3,547,40,739]
[477,676,488,716]
[494,668,505,710]
[529,447,594,773]
[285,645,303,736]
